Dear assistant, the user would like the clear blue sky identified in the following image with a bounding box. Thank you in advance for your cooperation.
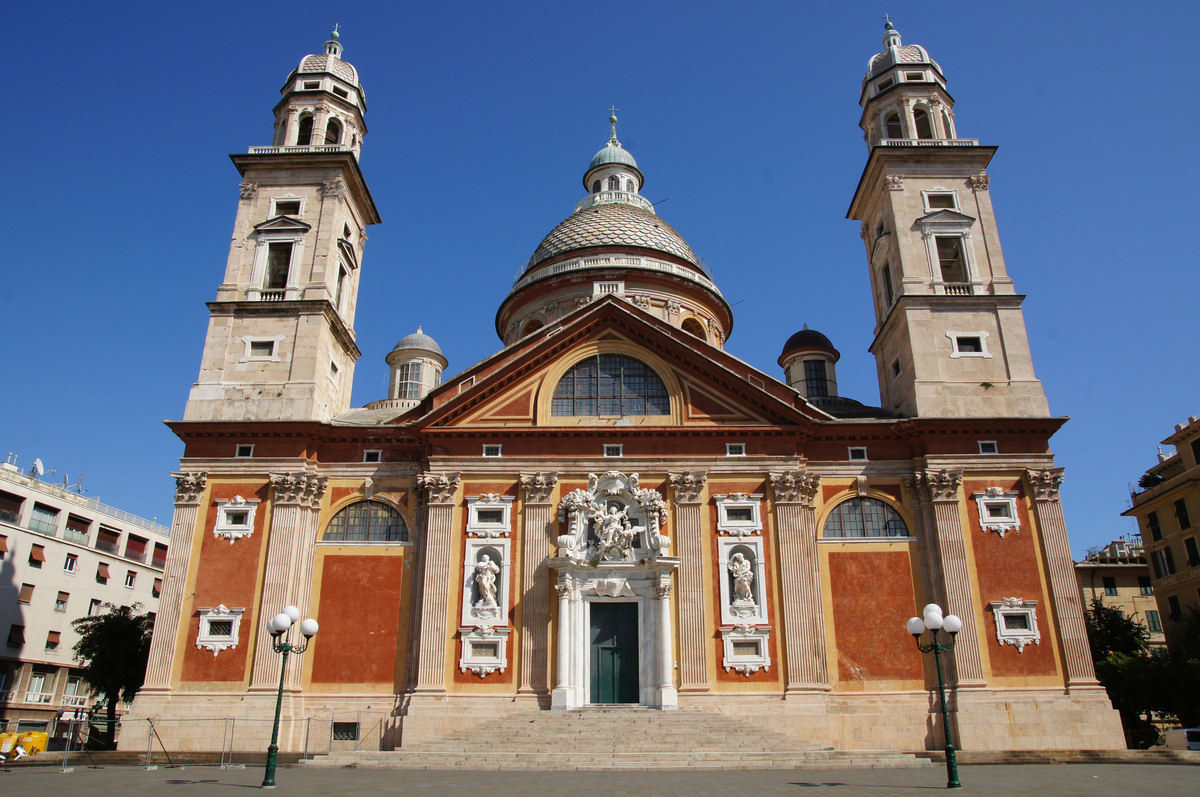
[3,2,1195,557]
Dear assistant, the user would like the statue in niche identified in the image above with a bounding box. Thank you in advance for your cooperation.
[473,555,500,608]
[594,504,639,561]
[728,552,756,615]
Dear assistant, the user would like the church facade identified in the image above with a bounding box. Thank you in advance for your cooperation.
[127,25,1124,752]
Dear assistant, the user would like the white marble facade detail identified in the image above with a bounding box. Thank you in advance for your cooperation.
[715,493,762,538]
[550,472,679,710]
[714,493,769,673]
[459,537,512,677]
[213,496,257,543]
[466,493,513,537]
[196,604,244,655]
[989,597,1040,652]
[719,624,772,676]
[555,471,670,563]
[974,487,1021,537]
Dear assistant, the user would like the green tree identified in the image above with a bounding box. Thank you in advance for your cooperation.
[71,603,153,749]
[1084,597,1148,661]
[1084,599,1156,746]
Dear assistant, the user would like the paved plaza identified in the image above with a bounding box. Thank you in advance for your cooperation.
[0,763,1196,796]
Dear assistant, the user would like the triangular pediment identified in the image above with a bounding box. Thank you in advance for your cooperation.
[392,295,830,431]
[252,216,312,233]
[915,209,975,224]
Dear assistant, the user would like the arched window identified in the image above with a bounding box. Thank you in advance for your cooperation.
[607,175,620,191]
[942,111,954,139]
[521,319,545,337]
[324,118,343,146]
[592,180,602,193]
[681,318,706,339]
[296,115,314,146]
[551,354,669,417]
[885,113,903,139]
[913,108,933,139]
[822,497,908,538]
[625,179,636,193]
[324,500,408,542]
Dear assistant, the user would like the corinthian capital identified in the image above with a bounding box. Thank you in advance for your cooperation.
[520,472,558,504]
[906,469,962,502]
[1025,468,1064,502]
[417,472,461,505]
[172,472,208,504]
[769,471,820,506]
[669,471,707,504]
[270,473,328,507]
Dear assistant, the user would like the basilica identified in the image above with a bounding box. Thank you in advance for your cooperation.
[127,24,1124,752]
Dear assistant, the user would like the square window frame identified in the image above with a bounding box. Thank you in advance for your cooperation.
[725,443,746,457]
[978,440,999,455]
[234,444,255,459]
[989,598,1040,652]
[848,447,868,462]
[214,498,258,543]
[466,495,514,538]
[603,444,623,457]
[362,449,382,463]
[196,604,244,656]
[241,336,284,363]
[271,197,304,218]
[482,444,503,458]
[947,331,992,358]
[922,189,960,211]
[974,488,1021,537]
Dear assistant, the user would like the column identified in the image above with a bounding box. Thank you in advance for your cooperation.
[250,473,328,690]
[656,574,678,709]
[284,107,300,146]
[770,470,829,692]
[142,473,207,691]
[669,471,708,691]
[412,472,460,693]
[518,472,557,696]
[908,469,985,687]
[1026,468,1098,686]
[551,579,572,710]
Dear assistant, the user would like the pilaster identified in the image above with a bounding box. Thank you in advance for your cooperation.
[1025,468,1098,687]
[669,471,708,691]
[518,472,558,696]
[250,472,327,691]
[412,472,461,693]
[142,472,207,691]
[769,470,829,691]
[907,469,985,687]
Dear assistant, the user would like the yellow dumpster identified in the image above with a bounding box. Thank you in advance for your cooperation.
[15,731,48,756]
[0,732,17,759]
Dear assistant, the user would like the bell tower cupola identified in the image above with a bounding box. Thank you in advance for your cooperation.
[859,20,957,147]
[848,22,1049,419]
[184,31,381,424]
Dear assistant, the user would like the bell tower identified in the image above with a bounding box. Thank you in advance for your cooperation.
[184,30,381,423]
[848,22,1048,419]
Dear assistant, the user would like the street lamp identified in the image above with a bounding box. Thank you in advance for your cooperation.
[261,605,318,789]
[905,603,963,789]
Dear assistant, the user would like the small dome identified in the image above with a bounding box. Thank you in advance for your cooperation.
[862,23,942,88]
[778,327,839,366]
[390,327,443,357]
[589,141,639,173]
[525,203,699,272]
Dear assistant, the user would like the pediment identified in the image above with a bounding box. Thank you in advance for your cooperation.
[252,216,312,233]
[915,209,975,225]
[399,295,828,431]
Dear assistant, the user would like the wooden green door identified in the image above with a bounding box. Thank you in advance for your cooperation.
[590,602,639,704]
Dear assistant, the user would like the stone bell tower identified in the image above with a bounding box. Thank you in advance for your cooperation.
[184,29,381,423]
[847,22,1048,419]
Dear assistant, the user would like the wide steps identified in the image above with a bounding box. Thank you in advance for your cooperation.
[303,709,931,771]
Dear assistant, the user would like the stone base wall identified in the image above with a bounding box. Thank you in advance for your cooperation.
[125,686,1124,753]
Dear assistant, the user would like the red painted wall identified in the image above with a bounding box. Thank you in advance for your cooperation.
[828,550,924,682]
[311,555,406,685]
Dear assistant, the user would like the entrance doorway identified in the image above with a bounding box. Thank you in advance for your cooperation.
[589,602,639,704]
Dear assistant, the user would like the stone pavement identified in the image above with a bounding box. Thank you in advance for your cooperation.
[0,763,1196,796]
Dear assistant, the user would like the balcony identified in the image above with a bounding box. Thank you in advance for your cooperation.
[942,283,975,296]
[62,694,88,708]
[95,538,120,555]
[25,691,54,705]
[880,138,980,147]
[247,145,347,155]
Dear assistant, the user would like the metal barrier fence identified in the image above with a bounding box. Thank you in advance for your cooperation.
[2,713,391,769]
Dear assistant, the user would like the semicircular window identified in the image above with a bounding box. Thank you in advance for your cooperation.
[323,500,408,542]
[551,354,669,417]
[822,497,908,538]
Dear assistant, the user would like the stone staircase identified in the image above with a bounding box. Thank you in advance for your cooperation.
[303,707,933,771]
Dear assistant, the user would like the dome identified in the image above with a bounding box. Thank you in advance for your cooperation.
[390,328,443,358]
[525,203,699,272]
[862,23,942,88]
[298,53,360,86]
[588,141,640,173]
[778,327,839,366]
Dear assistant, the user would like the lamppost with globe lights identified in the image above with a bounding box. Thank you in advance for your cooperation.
[906,603,962,789]
[261,606,318,789]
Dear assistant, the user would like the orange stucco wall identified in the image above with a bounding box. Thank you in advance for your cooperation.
[181,481,268,683]
[311,555,406,685]
[965,480,1058,677]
